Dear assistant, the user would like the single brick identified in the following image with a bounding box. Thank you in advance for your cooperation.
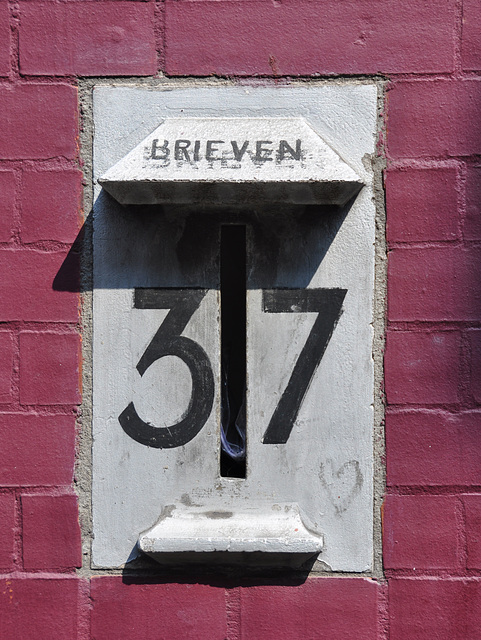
[0,84,77,159]
[385,331,461,405]
[0,331,14,403]
[0,4,10,77]
[464,166,481,240]
[20,3,156,77]
[390,578,481,640]
[0,249,79,322]
[464,495,481,570]
[386,410,481,486]
[462,0,481,71]
[388,247,481,322]
[0,413,75,486]
[0,171,16,242]
[165,0,455,76]
[239,578,381,640]
[19,331,80,406]
[386,167,459,243]
[469,329,481,404]
[91,577,227,640]
[0,577,80,640]
[464,580,481,637]
[387,79,481,158]
[21,170,82,244]
[21,493,81,570]
[0,493,15,571]
[384,495,460,570]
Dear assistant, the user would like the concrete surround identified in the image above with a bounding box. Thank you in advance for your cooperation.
[92,85,377,570]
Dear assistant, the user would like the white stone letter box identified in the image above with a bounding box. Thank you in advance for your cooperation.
[91,85,377,571]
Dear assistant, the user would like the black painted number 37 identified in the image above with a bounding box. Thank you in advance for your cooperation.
[119,287,346,448]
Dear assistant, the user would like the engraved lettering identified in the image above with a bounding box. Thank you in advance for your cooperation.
[174,139,191,161]
[151,139,170,161]
[231,140,249,162]
[193,140,201,162]
[278,139,302,161]
[255,140,273,162]
[206,140,224,161]
[149,137,304,166]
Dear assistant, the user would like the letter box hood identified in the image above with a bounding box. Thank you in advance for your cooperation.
[99,117,363,206]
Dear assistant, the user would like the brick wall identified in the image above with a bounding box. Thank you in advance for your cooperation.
[0,1,479,637]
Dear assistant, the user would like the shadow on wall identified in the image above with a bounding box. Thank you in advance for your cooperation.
[53,190,354,293]
[119,550,320,587]
[54,189,353,583]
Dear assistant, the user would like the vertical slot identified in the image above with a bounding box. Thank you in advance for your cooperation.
[220,225,247,478]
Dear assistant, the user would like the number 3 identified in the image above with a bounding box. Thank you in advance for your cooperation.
[118,289,215,448]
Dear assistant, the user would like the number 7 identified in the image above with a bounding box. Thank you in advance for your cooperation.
[262,288,347,444]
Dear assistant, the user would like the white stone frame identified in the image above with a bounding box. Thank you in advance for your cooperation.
[91,85,377,571]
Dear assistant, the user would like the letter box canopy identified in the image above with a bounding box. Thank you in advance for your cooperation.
[99,118,363,206]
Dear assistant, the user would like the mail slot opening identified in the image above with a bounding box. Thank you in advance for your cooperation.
[220,224,247,479]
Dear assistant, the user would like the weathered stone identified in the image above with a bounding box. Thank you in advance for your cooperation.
[92,85,376,571]
[99,117,362,205]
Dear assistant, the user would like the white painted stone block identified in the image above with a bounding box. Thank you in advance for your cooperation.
[92,84,377,571]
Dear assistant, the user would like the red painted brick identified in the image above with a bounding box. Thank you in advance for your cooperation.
[464,580,481,638]
[390,578,481,640]
[385,331,461,405]
[0,4,10,77]
[0,413,75,486]
[0,493,15,570]
[0,331,14,403]
[469,329,481,404]
[165,0,455,76]
[387,80,481,158]
[0,249,79,322]
[464,166,481,240]
[0,577,79,640]
[462,0,481,71]
[0,84,77,159]
[384,495,460,570]
[0,171,16,242]
[20,3,156,76]
[21,493,81,570]
[464,495,481,570]
[19,331,80,406]
[91,577,227,639]
[386,167,459,243]
[388,247,481,322]
[239,578,381,640]
[21,170,82,244]
[386,410,481,486]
